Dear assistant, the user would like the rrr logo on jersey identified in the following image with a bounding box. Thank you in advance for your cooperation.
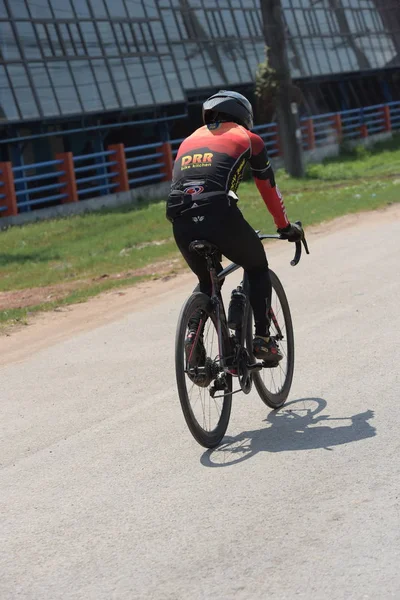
[181,153,213,168]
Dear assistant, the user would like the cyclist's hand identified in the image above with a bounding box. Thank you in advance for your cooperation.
[277,222,303,243]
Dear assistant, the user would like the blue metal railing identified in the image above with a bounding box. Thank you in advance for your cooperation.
[125,141,165,188]
[389,101,400,127]
[253,123,280,155]
[301,113,338,148]
[2,101,399,218]
[11,159,66,211]
[0,167,5,213]
[341,103,390,139]
[171,138,185,159]
[74,148,118,198]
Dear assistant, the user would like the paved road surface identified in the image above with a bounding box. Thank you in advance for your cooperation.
[1,208,399,599]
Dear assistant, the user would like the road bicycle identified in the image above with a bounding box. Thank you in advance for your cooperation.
[175,223,309,448]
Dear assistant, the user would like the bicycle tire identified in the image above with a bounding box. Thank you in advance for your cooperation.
[246,270,294,409]
[175,292,232,448]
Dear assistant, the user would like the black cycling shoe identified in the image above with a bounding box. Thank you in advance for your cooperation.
[253,336,283,364]
[185,330,206,367]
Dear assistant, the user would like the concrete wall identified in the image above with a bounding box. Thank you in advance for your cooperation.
[0,131,393,230]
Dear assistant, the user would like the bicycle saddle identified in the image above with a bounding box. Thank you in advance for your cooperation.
[189,240,219,255]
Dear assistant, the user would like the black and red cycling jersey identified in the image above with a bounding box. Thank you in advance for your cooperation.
[172,121,289,229]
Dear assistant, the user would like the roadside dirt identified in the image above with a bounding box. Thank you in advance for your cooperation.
[0,257,184,311]
[0,203,399,367]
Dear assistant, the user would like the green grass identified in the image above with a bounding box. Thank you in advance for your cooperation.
[1,135,399,326]
[306,137,400,182]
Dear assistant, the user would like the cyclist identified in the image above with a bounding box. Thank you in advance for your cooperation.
[166,90,303,364]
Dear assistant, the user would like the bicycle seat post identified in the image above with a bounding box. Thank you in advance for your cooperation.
[189,240,221,296]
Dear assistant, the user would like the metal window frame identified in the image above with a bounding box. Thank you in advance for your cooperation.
[3,0,43,119]
[285,0,313,76]
[20,17,63,116]
[1,0,399,125]
[0,63,23,120]
[158,3,192,97]
[98,1,138,107]
[27,60,63,117]
[0,20,22,60]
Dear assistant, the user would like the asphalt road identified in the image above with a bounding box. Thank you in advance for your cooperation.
[1,208,400,599]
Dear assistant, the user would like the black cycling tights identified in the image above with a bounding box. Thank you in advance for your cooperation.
[173,204,272,337]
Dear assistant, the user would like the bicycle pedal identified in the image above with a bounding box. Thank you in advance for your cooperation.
[262,360,279,369]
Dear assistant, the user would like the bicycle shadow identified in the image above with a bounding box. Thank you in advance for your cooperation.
[200,397,376,468]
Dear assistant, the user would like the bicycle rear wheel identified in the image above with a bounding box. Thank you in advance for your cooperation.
[246,270,294,409]
[175,292,232,448]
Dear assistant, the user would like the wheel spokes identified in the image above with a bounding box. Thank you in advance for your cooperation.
[259,288,290,395]
[184,307,225,433]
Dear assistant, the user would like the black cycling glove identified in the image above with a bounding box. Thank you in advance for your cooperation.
[277,222,303,243]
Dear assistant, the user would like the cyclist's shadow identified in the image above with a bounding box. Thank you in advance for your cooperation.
[200,397,376,468]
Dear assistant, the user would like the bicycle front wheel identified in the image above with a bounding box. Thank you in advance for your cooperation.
[175,292,232,448]
[246,270,295,409]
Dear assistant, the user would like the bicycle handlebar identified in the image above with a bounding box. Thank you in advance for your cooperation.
[257,221,310,267]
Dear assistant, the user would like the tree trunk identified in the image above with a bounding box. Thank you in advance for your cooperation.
[260,0,305,177]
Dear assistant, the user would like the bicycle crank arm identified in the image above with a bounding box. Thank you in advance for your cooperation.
[211,388,243,399]
[247,362,263,372]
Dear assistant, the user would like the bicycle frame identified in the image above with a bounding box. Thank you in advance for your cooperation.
[204,254,252,372]
[199,229,309,372]
[204,254,232,371]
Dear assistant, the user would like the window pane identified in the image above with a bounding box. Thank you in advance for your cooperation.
[58,24,75,57]
[140,23,153,51]
[80,22,101,57]
[6,64,40,119]
[50,0,75,18]
[91,59,119,110]
[124,0,146,19]
[15,22,41,59]
[122,24,135,50]
[0,66,20,121]
[150,21,166,45]
[143,56,170,104]
[124,57,152,106]
[69,24,85,56]
[108,59,135,107]
[161,56,184,102]
[28,62,59,116]
[35,24,52,58]
[160,9,181,42]
[70,60,103,112]
[169,44,195,89]
[0,22,21,60]
[29,0,52,18]
[8,0,30,18]
[98,22,118,56]
[142,1,157,19]
[0,0,8,17]
[71,0,90,18]
[185,47,213,88]
[90,0,108,18]
[46,24,64,57]
[174,13,189,39]
[48,61,82,115]
[113,23,128,53]
[107,0,127,18]
[233,9,251,36]
[132,23,146,52]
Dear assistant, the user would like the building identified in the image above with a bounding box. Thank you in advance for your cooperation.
[1,0,400,169]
